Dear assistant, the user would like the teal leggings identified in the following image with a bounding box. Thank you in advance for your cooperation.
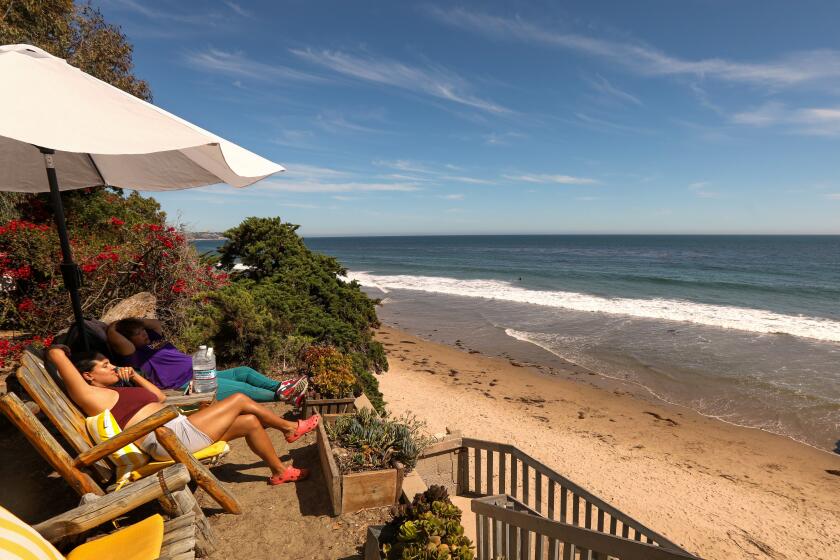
[186,366,280,402]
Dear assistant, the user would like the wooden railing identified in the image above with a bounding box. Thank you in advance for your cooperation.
[415,437,699,559]
[472,495,700,560]
[456,438,685,551]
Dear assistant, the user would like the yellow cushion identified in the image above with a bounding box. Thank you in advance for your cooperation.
[66,515,163,560]
[0,506,64,560]
[85,410,149,487]
[129,441,230,481]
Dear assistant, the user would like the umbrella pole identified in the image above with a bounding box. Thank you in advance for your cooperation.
[40,148,89,351]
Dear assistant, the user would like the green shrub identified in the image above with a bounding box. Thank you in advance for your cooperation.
[326,408,431,473]
[182,216,388,406]
[179,283,284,371]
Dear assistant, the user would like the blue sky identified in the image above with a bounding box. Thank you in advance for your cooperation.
[98,0,840,235]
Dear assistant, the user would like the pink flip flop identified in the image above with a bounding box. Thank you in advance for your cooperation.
[285,414,320,443]
[268,467,310,485]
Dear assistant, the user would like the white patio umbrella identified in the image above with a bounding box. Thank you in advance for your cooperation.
[0,44,285,348]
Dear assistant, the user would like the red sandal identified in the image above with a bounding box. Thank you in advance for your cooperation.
[268,467,310,485]
[285,415,320,443]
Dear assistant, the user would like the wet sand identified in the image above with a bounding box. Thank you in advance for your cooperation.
[376,326,840,560]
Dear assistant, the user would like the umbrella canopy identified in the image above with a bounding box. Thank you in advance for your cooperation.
[0,44,285,348]
[0,44,284,192]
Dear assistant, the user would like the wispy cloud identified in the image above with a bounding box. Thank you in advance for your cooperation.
[688,181,720,198]
[291,48,510,114]
[183,48,324,82]
[283,164,350,180]
[374,159,495,185]
[733,102,840,136]
[373,159,435,174]
[441,176,495,185]
[426,8,840,89]
[825,193,840,200]
[440,193,465,200]
[504,174,599,185]
[315,111,386,134]
[482,131,526,145]
[258,180,420,193]
[281,202,319,209]
[255,163,420,193]
[574,112,656,135]
[222,0,253,18]
[105,0,227,26]
[586,74,642,106]
[271,129,318,150]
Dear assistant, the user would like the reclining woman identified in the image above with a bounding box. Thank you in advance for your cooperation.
[47,345,317,484]
[107,317,305,404]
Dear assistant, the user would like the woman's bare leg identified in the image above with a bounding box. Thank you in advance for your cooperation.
[218,413,286,475]
[187,393,298,441]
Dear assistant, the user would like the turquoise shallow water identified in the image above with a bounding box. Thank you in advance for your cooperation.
[195,235,840,450]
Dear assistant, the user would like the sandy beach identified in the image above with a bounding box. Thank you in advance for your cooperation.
[376,326,840,560]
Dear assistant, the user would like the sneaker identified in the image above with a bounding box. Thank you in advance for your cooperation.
[275,375,308,404]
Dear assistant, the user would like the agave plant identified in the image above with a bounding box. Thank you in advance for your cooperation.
[327,408,432,473]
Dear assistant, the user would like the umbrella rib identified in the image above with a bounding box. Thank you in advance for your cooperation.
[87,154,107,187]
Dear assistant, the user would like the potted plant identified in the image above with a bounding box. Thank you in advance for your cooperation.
[299,345,359,418]
[318,408,431,515]
[366,486,475,560]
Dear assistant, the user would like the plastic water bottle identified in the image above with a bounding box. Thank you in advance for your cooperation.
[192,345,217,394]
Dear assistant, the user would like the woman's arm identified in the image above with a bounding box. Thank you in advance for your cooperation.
[118,367,166,403]
[106,321,136,356]
[47,347,96,404]
[142,318,162,335]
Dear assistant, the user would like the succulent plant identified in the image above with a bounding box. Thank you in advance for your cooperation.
[380,486,474,560]
[327,408,432,473]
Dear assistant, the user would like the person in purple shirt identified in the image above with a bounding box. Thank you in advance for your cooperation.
[107,317,306,403]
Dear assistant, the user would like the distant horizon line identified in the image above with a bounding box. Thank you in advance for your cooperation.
[191,232,840,238]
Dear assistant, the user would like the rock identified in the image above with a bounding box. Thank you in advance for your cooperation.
[101,292,157,323]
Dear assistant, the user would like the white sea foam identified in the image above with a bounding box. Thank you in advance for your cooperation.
[348,271,840,343]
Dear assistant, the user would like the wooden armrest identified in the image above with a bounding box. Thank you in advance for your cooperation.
[163,390,216,407]
[73,406,178,467]
[33,463,190,542]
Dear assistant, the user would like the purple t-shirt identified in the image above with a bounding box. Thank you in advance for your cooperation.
[125,330,192,389]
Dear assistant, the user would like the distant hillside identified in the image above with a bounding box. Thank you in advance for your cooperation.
[186,231,227,241]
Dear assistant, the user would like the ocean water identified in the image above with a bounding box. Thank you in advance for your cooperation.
[195,235,840,451]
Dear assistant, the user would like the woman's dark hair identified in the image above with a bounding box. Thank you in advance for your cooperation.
[71,352,107,374]
[115,318,146,338]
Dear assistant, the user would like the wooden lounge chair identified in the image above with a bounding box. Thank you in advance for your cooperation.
[0,391,222,556]
[9,351,241,514]
[3,462,199,560]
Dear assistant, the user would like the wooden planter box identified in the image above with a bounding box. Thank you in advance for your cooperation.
[302,393,356,419]
[317,421,405,516]
[303,392,376,419]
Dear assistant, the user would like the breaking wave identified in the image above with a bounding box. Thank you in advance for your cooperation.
[348,271,840,343]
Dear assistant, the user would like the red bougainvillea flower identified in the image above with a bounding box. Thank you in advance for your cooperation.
[81,263,98,273]
[17,298,35,313]
[9,265,31,279]
[171,278,187,293]
[110,217,125,226]
[96,251,119,263]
